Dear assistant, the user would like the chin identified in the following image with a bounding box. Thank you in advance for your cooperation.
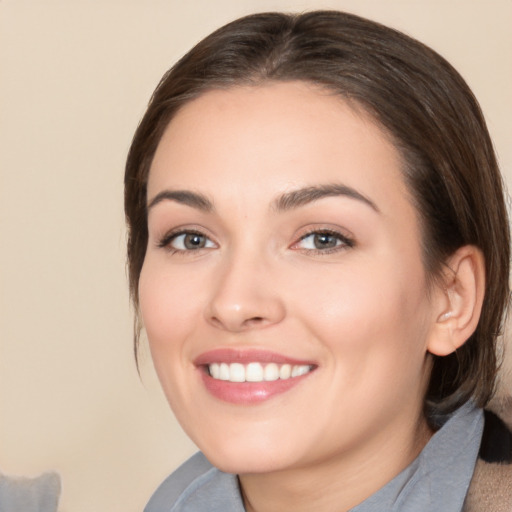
[204,452,288,475]
[196,437,299,475]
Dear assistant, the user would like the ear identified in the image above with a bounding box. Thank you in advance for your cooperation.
[427,245,486,356]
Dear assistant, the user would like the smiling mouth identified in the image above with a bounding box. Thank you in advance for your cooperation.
[195,349,317,403]
[207,362,314,383]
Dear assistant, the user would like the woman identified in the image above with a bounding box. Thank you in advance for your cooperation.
[125,11,511,511]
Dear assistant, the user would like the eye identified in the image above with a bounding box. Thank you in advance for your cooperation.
[158,230,216,252]
[292,230,354,253]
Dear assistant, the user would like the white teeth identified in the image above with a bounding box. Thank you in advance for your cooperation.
[246,362,264,382]
[264,363,279,381]
[209,363,220,379]
[207,362,312,383]
[219,363,230,381]
[279,364,292,379]
[230,363,245,382]
[291,365,310,378]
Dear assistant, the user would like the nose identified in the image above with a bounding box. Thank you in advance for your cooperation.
[205,252,286,332]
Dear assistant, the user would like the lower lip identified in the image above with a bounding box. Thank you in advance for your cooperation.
[199,370,312,405]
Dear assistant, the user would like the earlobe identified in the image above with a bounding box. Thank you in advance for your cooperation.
[427,246,486,357]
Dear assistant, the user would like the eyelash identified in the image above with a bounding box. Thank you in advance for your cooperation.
[157,229,216,254]
[156,228,355,255]
[291,228,355,255]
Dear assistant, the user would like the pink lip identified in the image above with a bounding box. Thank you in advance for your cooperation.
[194,348,314,366]
[194,349,316,405]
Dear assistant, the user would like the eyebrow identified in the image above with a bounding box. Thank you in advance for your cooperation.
[272,184,379,213]
[147,190,214,212]
[147,183,378,215]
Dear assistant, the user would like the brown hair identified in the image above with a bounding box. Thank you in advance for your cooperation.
[125,11,510,414]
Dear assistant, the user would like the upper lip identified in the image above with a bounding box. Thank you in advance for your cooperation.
[194,348,316,367]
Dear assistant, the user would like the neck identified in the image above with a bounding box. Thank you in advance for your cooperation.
[239,413,432,512]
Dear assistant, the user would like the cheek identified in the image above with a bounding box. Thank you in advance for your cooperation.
[304,270,432,416]
[138,259,205,355]
[291,256,432,364]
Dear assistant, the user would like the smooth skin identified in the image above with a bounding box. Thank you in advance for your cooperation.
[139,82,484,512]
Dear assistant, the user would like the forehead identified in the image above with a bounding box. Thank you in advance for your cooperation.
[148,82,412,216]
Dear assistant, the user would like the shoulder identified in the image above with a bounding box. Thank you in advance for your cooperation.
[464,408,512,512]
[144,452,244,512]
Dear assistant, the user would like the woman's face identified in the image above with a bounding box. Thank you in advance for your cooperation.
[139,82,441,475]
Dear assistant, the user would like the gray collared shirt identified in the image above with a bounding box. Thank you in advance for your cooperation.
[145,402,483,512]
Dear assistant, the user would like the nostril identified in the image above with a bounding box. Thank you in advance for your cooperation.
[244,316,265,327]
[210,317,225,329]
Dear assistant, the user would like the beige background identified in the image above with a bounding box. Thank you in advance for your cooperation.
[1,1,510,511]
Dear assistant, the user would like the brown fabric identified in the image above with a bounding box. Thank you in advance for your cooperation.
[464,329,512,511]
[464,459,512,512]
[490,397,512,431]
[465,394,512,512]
